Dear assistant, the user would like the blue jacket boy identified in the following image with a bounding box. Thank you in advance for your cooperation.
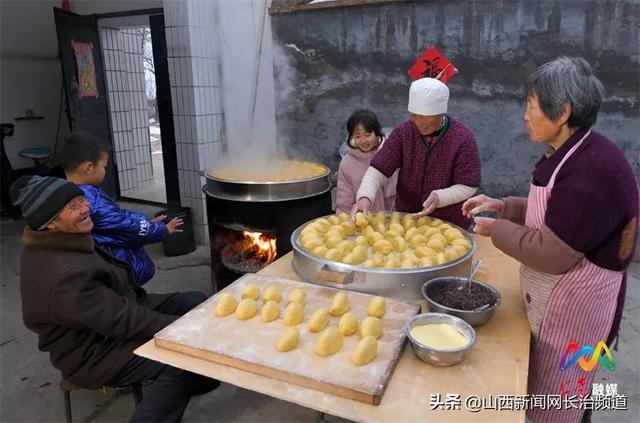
[80,185,167,285]
[58,132,183,286]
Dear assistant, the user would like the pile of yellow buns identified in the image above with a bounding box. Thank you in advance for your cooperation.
[299,212,472,269]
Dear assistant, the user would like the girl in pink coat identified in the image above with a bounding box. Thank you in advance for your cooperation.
[336,110,397,213]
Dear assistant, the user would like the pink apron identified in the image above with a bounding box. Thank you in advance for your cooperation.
[520,130,623,422]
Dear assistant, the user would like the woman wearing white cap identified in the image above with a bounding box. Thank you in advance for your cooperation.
[352,77,481,228]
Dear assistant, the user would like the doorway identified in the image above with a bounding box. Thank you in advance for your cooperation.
[54,7,180,206]
[113,25,167,204]
[97,11,179,207]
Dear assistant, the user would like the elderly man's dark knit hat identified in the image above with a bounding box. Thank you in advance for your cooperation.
[10,175,83,230]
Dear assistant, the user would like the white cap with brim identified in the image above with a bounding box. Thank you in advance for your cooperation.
[407,77,449,116]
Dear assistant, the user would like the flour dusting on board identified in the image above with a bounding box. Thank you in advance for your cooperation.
[155,274,420,404]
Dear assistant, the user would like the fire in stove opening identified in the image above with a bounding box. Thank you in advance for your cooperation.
[243,231,277,263]
[221,229,277,273]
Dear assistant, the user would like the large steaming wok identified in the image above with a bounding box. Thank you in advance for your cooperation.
[205,159,331,202]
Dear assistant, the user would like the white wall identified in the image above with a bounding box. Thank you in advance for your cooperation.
[218,0,277,159]
[163,0,226,244]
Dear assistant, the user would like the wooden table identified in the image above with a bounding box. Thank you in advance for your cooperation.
[135,235,531,422]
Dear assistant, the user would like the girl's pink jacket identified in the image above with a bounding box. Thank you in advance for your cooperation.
[336,142,398,213]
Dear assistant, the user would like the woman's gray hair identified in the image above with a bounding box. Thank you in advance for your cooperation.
[525,56,604,129]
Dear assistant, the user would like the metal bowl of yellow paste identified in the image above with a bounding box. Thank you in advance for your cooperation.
[405,313,476,366]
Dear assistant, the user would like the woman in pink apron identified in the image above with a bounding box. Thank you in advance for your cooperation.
[463,57,638,422]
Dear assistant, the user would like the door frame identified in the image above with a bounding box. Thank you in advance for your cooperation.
[89,8,163,20]
[149,13,181,207]
[91,8,181,207]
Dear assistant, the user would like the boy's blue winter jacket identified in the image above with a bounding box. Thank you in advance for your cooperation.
[79,185,168,285]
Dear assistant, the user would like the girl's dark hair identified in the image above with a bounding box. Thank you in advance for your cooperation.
[58,131,111,171]
[346,109,384,147]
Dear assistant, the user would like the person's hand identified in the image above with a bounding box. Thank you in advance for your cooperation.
[472,217,495,237]
[151,214,166,223]
[461,195,504,219]
[350,197,371,222]
[413,192,439,217]
[165,217,183,235]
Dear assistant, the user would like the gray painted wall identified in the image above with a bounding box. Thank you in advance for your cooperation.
[271,0,639,198]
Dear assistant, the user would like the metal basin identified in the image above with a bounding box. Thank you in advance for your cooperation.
[405,313,476,366]
[421,277,502,327]
[291,214,477,301]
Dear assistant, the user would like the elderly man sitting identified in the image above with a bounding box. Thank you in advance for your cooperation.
[11,175,218,422]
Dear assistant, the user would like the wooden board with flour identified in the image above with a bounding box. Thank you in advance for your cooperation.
[154,274,421,405]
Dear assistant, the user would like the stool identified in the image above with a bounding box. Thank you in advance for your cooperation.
[59,378,143,423]
[19,147,52,173]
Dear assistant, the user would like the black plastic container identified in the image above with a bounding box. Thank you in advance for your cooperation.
[156,207,197,257]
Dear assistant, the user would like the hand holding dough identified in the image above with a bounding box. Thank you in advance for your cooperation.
[276,327,300,352]
[368,296,386,318]
[338,312,358,336]
[287,288,307,306]
[351,336,377,365]
[215,293,237,316]
[315,327,343,357]
[235,298,258,320]
[329,291,350,316]
[241,283,260,300]
[361,316,383,339]
[354,212,368,229]
[261,300,280,323]
[307,307,329,332]
[283,302,304,326]
[262,285,282,303]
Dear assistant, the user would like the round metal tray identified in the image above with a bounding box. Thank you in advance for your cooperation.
[205,165,331,202]
[291,213,477,301]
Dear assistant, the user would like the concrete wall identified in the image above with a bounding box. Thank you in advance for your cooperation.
[271,0,640,198]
